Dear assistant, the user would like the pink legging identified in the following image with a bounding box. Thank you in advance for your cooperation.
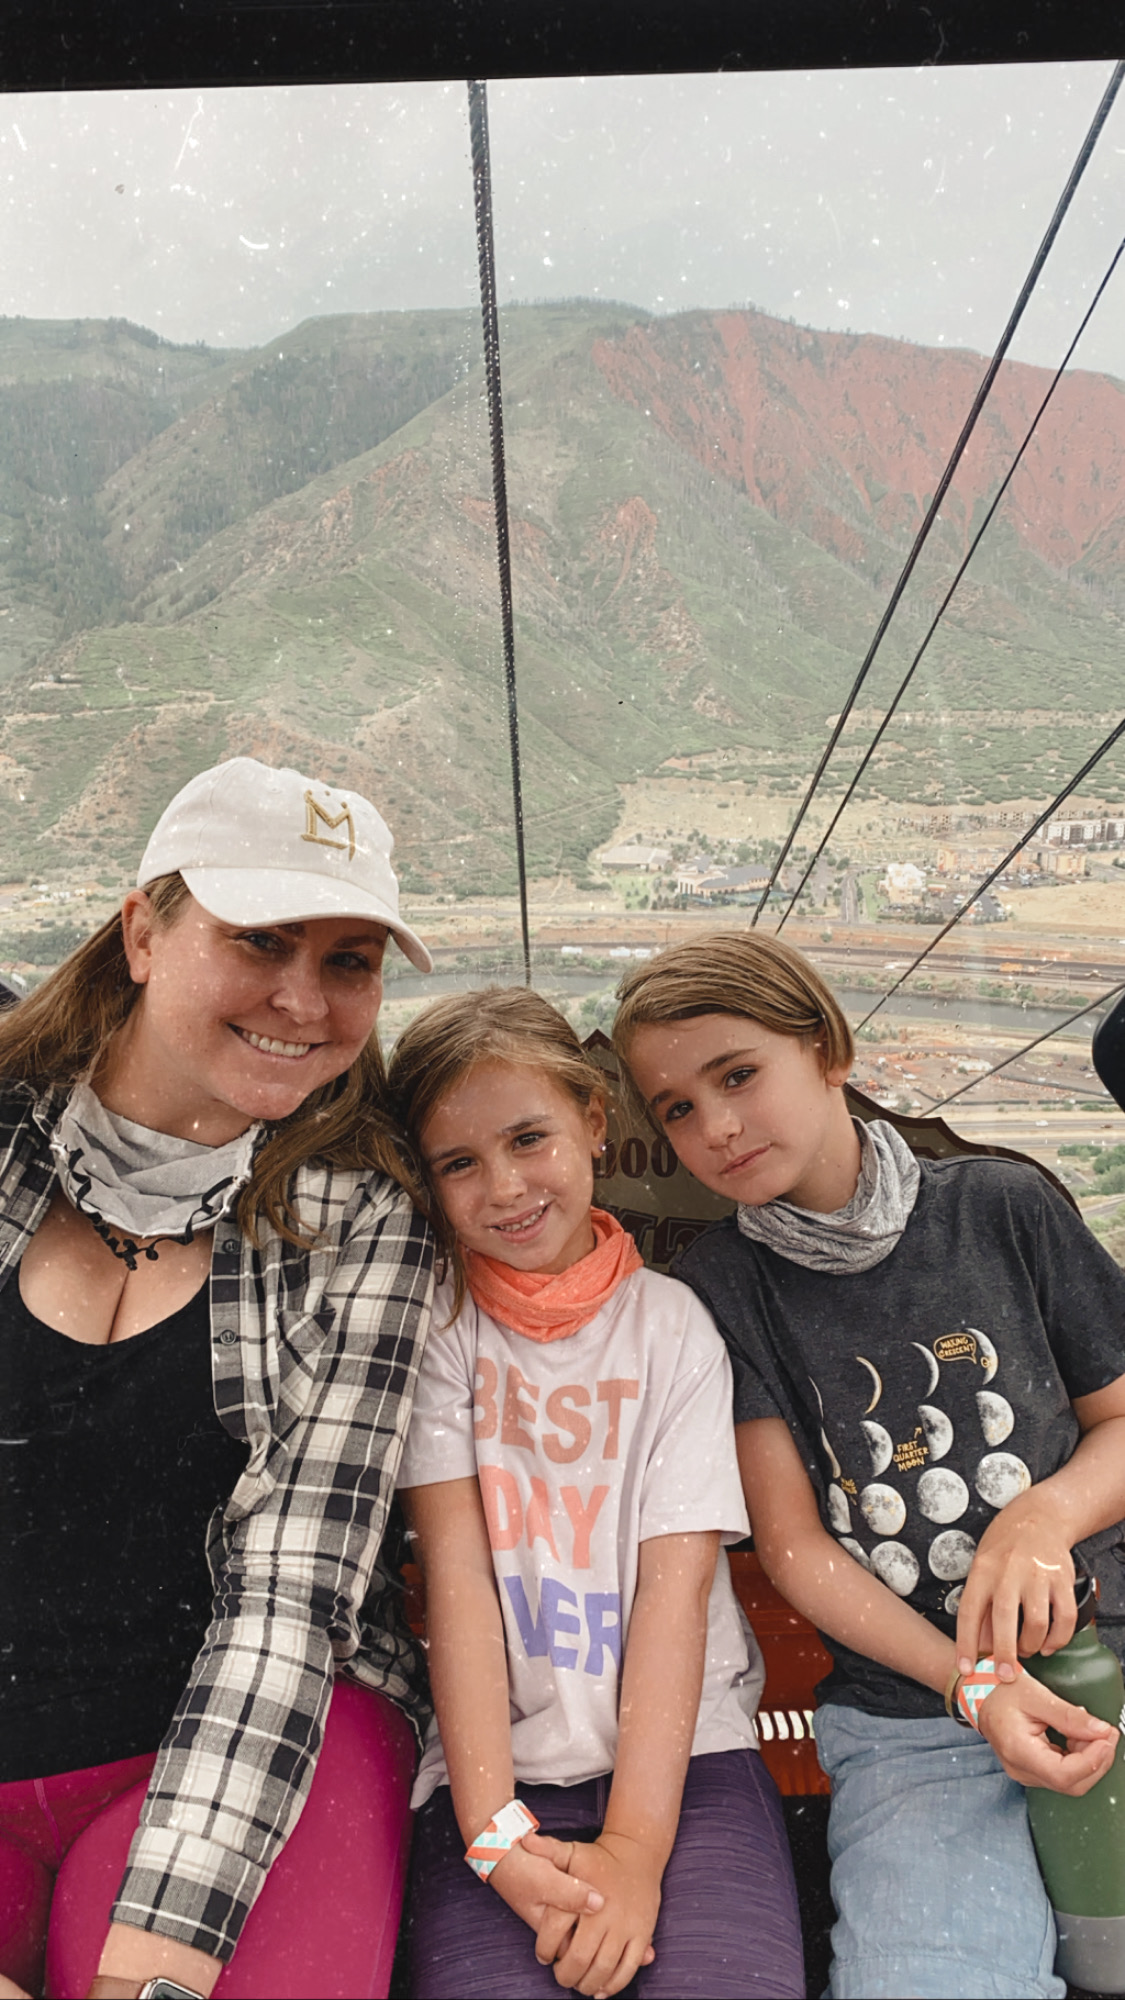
[0,1680,416,2000]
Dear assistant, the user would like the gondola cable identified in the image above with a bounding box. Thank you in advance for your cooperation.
[749,58,1125,929]
[926,982,1125,1114]
[468,77,533,985]
[855,711,1125,1030]
[775,225,1125,929]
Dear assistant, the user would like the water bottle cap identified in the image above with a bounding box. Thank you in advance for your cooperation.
[1074,1570,1098,1632]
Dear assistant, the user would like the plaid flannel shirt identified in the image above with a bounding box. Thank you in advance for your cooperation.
[0,1083,435,1961]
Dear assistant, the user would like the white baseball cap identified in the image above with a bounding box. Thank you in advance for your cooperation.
[137,757,433,972]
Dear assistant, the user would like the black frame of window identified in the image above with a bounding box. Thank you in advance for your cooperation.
[2,1,1123,93]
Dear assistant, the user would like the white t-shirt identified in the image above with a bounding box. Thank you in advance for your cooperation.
[399,1264,764,1807]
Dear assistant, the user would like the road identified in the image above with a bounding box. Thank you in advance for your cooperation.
[839,871,860,926]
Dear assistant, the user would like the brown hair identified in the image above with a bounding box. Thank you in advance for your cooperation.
[387,985,606,1308]
[0,872,409,1243]
[612,930,855,1085]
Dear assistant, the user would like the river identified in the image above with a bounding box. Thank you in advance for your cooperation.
[382,966,1109,1039]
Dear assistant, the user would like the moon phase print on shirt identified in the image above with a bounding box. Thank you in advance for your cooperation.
[912,1342,941,1397]
[816,1319,1027,1615]
[916,1467,969,1523]
[869,1542,920,1596]
[975,1451,1031,1509]
[856,1356,884,1413]
[859,1483,907,1536]
[966,1327,999,1383]
[976,1391,1014,1446]
[810,1375,843,1479]
[917,1405,953,1461]
[928,1529,977,1580]
[861,1420,894,1475]
[840,1536,872,1571]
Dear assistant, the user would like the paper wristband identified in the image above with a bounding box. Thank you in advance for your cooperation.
[955,1656,1024,1731]
[465,1799,540,1880]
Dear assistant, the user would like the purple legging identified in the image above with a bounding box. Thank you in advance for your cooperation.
[0,1680,415,2000]
[408,1748,805,1999]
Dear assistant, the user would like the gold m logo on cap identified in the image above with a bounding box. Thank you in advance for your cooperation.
[301,790,356,860]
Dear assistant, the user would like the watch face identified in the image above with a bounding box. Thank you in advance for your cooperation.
[138,1982,205,2000]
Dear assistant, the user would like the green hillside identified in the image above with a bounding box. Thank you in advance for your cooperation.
[0,302,1122,897]
[98,311,479,600]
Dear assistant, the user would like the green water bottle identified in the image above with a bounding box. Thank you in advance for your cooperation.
[1024,1576,1125,1993]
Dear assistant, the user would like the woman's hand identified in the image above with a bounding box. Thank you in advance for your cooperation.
[956,1495,1077,1677]
[0,1976,31,1998]
[526,1830,660,1998]
[488,1835,604,1943]
[976,1674,1117,1793]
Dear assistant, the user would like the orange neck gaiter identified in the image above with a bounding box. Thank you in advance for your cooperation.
[465,1207,643,1342]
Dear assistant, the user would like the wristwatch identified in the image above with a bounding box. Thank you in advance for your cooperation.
[137,1981,206,2000]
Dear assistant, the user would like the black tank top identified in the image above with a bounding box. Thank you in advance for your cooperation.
[0,1271,246,1779]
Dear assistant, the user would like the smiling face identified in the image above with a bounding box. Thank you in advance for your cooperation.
[420,1061,607,1275]
[102,889,388,1142]
[625,1011,860,1214]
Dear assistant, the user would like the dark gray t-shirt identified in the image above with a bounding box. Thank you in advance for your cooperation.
[674,1157,1125,1718]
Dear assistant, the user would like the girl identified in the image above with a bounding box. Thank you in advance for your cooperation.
[613,929,1125,2000]
[389,988,804,2000]
[0,756,435,2000]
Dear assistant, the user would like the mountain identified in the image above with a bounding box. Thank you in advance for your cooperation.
[593,311,1125,591]
[0,301,1123,895]
[0,316,242,679]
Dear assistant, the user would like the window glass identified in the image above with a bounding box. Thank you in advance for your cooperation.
[2,66,1125,1244]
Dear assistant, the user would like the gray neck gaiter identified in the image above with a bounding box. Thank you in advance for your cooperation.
[736,1117,921,1274]
[50,1081,260,1267]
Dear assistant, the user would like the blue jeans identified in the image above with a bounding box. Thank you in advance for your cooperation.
[815,1705,1065,1999]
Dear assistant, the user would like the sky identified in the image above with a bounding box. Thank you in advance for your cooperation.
[0,61,1124,377]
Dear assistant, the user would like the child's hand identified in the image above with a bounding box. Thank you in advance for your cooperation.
[955,1496,1077,1678]
[977,1674,1117,1793]
[525,1829,661,1998]
[488,1834,605,1944]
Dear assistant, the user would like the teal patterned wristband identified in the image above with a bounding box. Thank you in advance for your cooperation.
[465,1798,540,1880]
[956,1656,1023,1731]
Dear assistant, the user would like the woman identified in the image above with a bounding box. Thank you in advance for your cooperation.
[0,756,437,2000]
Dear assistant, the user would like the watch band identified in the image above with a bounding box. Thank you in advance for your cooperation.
[137,1979,207,2000]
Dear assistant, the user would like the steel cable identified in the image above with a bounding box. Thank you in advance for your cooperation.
[926,983,1125,1114]
[468,77,532,984]
[776,228,1125,929]
[750,59,1125,929]
[856,714,1125,1030]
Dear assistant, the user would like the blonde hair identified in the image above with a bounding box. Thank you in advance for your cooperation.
[612,930,855,1081]
[387,986,606,1308]
[0,872,409,1243]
